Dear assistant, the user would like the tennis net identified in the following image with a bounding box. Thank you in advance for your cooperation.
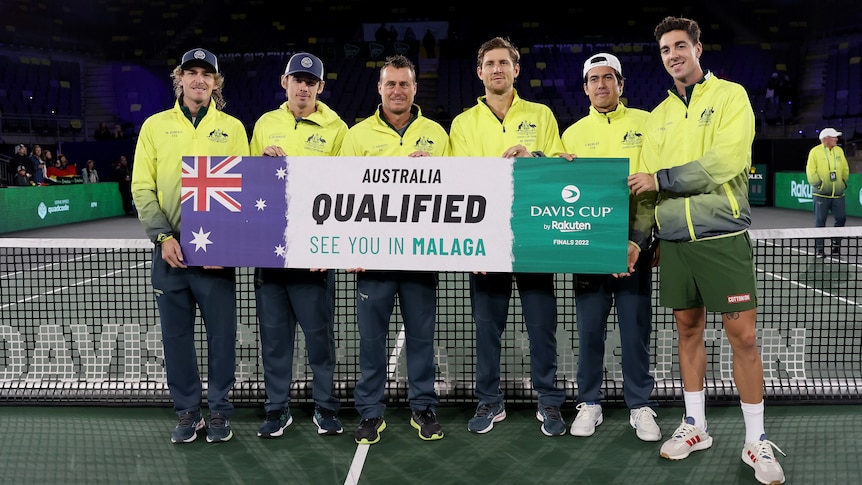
[0,226,860,406]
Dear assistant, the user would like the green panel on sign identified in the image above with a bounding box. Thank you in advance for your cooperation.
[510,157,629,274]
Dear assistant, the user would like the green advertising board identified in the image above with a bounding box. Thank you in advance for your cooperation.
[0,183,124,234]
[773,172,862,217]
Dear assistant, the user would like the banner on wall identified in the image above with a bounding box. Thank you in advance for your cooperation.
[179,156,631,273]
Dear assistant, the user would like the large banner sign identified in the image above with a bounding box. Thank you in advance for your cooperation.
[180,156,629,273]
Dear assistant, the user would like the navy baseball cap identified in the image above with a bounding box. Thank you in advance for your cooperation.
[285,52,324,80]
[181,48,219,73]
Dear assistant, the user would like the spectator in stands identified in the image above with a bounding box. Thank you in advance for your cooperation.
[448,36,567,437]
[13,165,35,186]
[131,47,250,444]
[94,121,112,140]
[422,28,437,58]
[112,123,125,139]
[111,155,134,215]
[248,52,347,439]
[766,72,779,104]
[560,53,660,442]
[375,23,388,43]
[81,159,99,183]
[403,26,416,42]
[339,54,448,445]
[29,145,45,185]
[388,25,398,43]
[628,16,786,485]
[10,144,33,187]
[806,127,849,257]
[42,149,55,173]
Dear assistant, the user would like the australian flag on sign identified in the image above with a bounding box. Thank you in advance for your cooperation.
[180,155,288,268]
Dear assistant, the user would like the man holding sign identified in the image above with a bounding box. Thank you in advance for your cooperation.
[339,55,450,445]
[449,36,568,437]
[561,53,660,441]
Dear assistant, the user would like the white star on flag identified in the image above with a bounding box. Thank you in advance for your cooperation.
[190,227,213,252]
[274,244,286,258]
[255,198,267,211]
[276,167,287,180]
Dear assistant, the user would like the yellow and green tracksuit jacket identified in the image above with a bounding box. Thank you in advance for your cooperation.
[132,98,250,244]
[639,73,755,242]
[249,100,348,156]
[806,144,849,198]
[448,89,564,157]
[561,103,652,251]
[339,104,449,156]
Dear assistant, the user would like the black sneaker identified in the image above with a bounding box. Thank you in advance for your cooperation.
[354,417,386,445]
[410,408,444,441]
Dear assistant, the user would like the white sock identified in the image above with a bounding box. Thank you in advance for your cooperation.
[741,400,765,443]
[683,390,706,430]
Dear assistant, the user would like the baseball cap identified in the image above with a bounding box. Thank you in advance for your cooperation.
[819,127,842,140]
[17,165,26,171]
[583,53,623,79]
[285,52,324,80]
[15,143,26,151]
[181,48,219,73]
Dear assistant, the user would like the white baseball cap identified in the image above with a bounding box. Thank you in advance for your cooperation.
[819,127,842,140]
[583,53,622,79]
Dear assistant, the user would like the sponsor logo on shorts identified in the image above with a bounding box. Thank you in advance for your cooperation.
[727,293,751,304]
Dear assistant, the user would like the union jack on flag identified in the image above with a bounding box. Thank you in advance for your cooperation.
[181,155,243,212]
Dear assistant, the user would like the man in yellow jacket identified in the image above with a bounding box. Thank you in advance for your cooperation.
[132,47,250,444]
[248,52,348,438]
[628,17,786,485]
[449,36,567,438]
[339,54,449,445]
[806,127,850,257]
[561,52,660,442]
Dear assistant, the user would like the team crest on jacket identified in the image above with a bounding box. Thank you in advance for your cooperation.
[517,120,537,136]
[208,129,231,143]
[698,107,715,128]
[305,133,328,153]
[412,136,437,153]
[622,130,643,147]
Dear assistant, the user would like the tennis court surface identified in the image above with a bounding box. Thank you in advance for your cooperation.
[1,207,860,483]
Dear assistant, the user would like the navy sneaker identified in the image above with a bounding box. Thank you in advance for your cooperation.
[258,408,293,438]
[206,412,233,443]
[354,417,386,445]
[171,411,205,444]
[313,407,344,435]
[410,408,444,441]
[536,404,566,436]
[467,401,506,434]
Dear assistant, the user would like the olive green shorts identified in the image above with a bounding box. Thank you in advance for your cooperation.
[658,232,758,313]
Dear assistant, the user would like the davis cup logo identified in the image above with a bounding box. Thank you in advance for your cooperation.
[562,185,580,203]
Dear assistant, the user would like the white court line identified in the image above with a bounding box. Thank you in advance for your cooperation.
[0,252,149,310]
[345,320,408,485]
[756,267,861,309]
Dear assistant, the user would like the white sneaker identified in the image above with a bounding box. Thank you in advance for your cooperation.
[742,434,786,485]
[569,402,603,437]
[660,416,713,460]
[630,407,661,442]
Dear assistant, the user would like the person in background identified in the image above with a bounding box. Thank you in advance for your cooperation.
[560,52,660,442]
[10,144,32,187]
[81,159,99,183]
[111,155,134,215]
[132,47,250,444]
[806,127,849,258]
[448,36,567,437]
[339,54,449,445]
[13,165,35,186]
[94,121,112,141]
[29,145,45,185]
[628,16,786,485]
[248,52,348,438]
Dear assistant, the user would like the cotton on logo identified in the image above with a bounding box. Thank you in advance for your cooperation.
[561,185,581,203]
